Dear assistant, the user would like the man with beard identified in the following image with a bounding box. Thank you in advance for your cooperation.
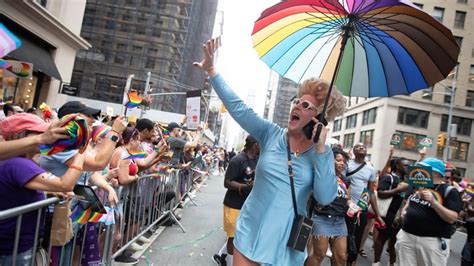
[372,157,412,266]
[346,143,384,264]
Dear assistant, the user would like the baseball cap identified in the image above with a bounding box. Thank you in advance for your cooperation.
[419,157,446,177]
[58,101,101,119]
[244,135,258,149]
[0,113,50,139]
[167,122,181,131]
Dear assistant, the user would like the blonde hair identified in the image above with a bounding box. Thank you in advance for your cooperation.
[297,78,346,121]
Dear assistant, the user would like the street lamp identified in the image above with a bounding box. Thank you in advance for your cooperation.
[422,66,457,162]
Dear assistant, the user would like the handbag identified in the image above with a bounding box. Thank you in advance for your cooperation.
[368,175,393,217]
[286,133,313,252]
[50,200,73,246]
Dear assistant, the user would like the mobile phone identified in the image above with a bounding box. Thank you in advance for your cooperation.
[73,185,107,214]
[302,113,328,143]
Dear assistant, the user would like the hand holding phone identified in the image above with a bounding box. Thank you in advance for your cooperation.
[302,113,328,143]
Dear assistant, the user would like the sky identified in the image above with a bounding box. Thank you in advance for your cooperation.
[213,0,280,148]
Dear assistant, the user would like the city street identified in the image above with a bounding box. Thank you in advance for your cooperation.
[139,172,467,265]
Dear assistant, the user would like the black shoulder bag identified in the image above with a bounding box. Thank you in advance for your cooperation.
[346,162,366,177]
[286,134,313,252]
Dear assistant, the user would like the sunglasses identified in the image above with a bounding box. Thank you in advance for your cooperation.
[291,98,317,110]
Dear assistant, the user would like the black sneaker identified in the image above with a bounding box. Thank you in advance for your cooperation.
[114,254,139,265]
[212,254,227,266]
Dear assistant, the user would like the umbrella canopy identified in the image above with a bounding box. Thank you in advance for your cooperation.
[252,0,460,97]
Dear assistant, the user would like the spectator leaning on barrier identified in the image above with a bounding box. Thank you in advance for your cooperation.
[166,122,202,167]
[396,157,463,266]
[0,113,86,265]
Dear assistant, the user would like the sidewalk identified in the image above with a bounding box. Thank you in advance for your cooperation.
[141,173,227,265]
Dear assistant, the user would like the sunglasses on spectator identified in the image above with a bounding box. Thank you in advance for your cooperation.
[291,98,317,110]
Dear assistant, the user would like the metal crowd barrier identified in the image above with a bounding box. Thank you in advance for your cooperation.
[0,167,210,265]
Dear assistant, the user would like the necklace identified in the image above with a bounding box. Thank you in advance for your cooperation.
[293,149,300,158]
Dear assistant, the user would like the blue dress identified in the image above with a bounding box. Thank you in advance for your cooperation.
[210,74,338,265]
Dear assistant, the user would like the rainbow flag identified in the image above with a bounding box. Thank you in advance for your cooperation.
[0,23,22,58]
[158,124,171,139]
[465,187,474,196]
[92,123,111,143]
[88,212,104,222]
[125,91,143,109]
[70,205,92,224]
[126,149,147,160]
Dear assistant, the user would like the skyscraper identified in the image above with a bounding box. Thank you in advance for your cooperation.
[70,0,217,113]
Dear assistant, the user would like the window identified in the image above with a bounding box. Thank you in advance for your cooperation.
[145,58,155,69]
[422,88,433,100]
[83,16,94,27]
[116,43,126,50]
[454,36,463,48]
[470,65,474,83]
[444,90,452,104]
[114,54,125,64]
[433,7,444,22]
[395,131,427,152]
[37,0,47,8]
[346,114,357,129]
[397,107,429,128]
[105,20,115,30]
[440,115,472,136]
[136,27,145,35]
[120,24,129,32]
[333,135,340,141]
[132,46,143,52]
[457,0,467,3]
[130,56,141,67]
[454,11,466,29]
[466,90,474,107]
[457,168,466,177]
[333,119,342,132]
[413,2,423,8]
[362,107,377,125]
[437,141,469,161]
[343,133,355,148]
[360,130,374,147]
[149,48,158,54]
[152,29,161,38]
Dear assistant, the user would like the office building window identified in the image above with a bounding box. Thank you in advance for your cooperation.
[470,65,474,83]
[433,7,444,22]
[413,2,423,8]
[333,119,342,132]
[362,107,377,125]
[440,115,472,136]
[397,107,429,128]
[457,0,467,3]
[105,20,115,30]
[346,114,357,129]
[395,131,427,152]
[466,90,474,107]
[145,58,155,69]
[444,91,452,104]
[130,56,141,67]
[114,54,125,64]
[343,133,355,148]
[333,135,340,141]
[116,43,126,50]
[437,141,469,161]
[454,11,466,29]
[360,130,374,147]
[454,36,463,48]
[132,45,143,52]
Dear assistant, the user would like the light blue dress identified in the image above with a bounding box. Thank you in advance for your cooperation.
[210,74,338,265]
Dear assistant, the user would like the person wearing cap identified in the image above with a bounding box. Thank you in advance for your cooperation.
[0,113,87,265]
[195,39,342,265]
[396,157,463,266]
[166,121,202,167]
[135,118,169,171]
[213,135,259,266]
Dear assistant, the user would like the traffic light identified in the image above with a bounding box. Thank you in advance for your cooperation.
[437,133,446,147]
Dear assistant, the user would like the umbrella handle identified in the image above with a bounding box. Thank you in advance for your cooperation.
[312,114,328,143]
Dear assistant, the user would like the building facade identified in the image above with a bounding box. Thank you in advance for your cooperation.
[70,0,217,114]
[0,0,90,110]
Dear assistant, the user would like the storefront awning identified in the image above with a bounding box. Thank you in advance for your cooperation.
[8,34,62,81]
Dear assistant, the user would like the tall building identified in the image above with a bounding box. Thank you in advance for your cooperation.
[0,0,90,110]
[263,76,298,128]
[70,0,217,114]
[264,0,474,178]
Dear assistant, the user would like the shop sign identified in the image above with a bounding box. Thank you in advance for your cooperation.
[4,60,33,78]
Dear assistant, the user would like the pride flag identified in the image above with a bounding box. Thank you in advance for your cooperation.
[126,149,147,160]
[125,91,143,109]
[0,23,22,58]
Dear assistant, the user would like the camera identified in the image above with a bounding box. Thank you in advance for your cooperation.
[287,214,313,252]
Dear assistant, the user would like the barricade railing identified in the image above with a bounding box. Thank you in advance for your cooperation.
[0,166,210,265]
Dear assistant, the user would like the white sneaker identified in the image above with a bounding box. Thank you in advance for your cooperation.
[139,236,151,243]
[326,247,333,257]
[129,242,144,251]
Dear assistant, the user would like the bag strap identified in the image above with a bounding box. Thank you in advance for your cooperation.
[347,162,366,177]
[444,185,455,199]
[286,133,299,218]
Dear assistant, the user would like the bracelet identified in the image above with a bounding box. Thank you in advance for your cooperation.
[69,165,83,171]
[110,129,121,135]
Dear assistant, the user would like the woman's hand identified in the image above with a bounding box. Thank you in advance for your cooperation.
[311,117,328,154]
[193,38,220,76]
[107,186,119,207]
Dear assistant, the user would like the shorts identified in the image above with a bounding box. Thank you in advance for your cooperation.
[312,214,348,237]
[223,206,240,238]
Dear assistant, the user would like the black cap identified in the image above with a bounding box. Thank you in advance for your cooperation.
[58,101,101,119]
[136,118,154,132]
[167,122,181,131]
[245,135,258,149]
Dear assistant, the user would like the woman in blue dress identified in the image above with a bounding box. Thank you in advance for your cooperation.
[194,39,347,265]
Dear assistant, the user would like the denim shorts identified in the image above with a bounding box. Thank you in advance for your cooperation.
[311,214,348,237]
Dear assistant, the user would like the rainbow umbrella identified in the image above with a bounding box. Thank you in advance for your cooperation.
[252,0,460,119]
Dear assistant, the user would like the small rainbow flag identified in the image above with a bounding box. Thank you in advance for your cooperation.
[92,123,111,143]
[0,58,10,69]
[126,149,147,160]
[465,187,474,196]
[88,211,104,223]
[0,23,22,58]
[125,91,143,109]
[158,124,171,139]
[70,204,92,224]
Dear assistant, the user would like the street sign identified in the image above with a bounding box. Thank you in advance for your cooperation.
[62,84,78,96]
[419,137,433,147]
[407,165,433,188]
[390,133,401,145]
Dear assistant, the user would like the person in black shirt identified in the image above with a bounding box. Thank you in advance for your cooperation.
[213,135,259,266]
[307,148,350,266]
[373,157,411,266]
[396,157,463,266]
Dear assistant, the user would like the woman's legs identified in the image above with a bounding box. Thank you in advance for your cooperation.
[233,248,259,266]
[373,231,389,263]
[330,236,347,266]
[307,236,330,266]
